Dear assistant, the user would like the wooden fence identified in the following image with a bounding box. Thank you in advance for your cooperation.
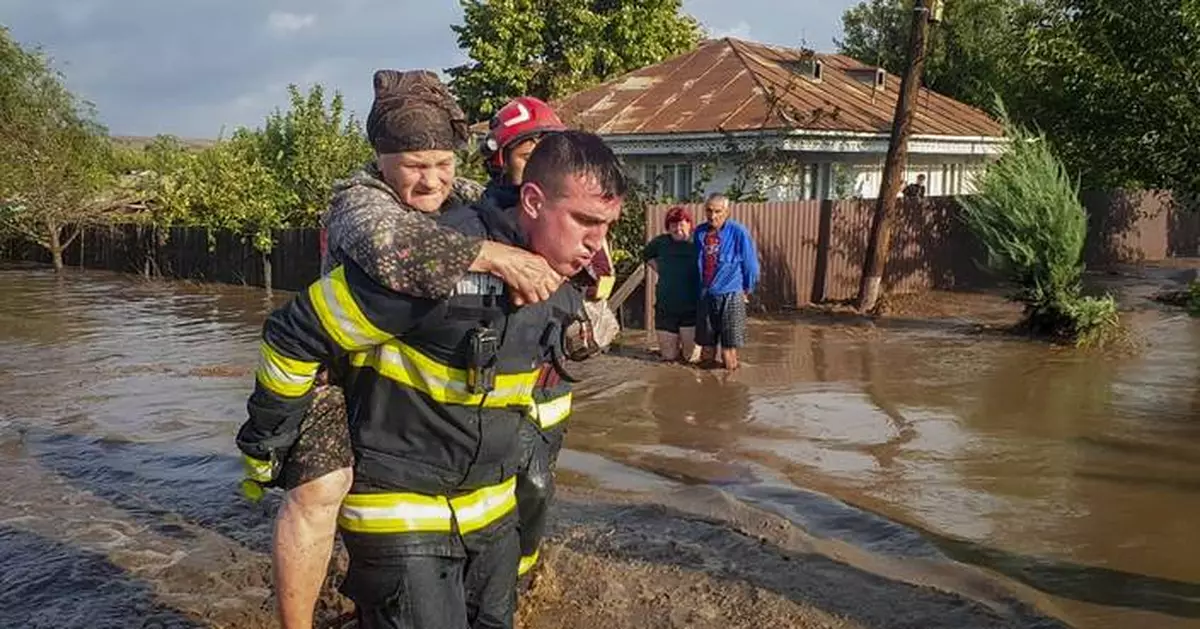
[1,224,322,292]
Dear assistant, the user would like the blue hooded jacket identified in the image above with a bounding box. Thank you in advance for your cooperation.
[693,219,759,297]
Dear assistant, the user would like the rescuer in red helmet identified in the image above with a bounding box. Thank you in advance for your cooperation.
[480,96,567,206]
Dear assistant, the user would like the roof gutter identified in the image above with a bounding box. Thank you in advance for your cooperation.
[599,128,1007,144]
[599,128,1009,156]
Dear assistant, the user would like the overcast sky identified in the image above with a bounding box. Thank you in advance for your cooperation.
[0,0,857,138]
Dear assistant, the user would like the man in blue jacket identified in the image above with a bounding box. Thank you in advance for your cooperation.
[693,193,759,370]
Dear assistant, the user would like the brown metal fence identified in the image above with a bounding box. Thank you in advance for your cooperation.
[642,190,1200,330]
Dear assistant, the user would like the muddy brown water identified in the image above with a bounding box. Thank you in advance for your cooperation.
[1,262,1198,629]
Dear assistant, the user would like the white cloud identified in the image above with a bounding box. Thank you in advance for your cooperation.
[709,20,752,40]
[266,11,317,36]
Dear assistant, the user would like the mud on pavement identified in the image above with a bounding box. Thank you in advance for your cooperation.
[0,431,1069,629]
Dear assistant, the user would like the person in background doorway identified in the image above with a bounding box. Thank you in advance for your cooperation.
[642,206,699,362]
[694,193,759,371]
[903,173,927,198]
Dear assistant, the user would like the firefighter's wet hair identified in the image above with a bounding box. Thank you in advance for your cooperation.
[522,130,628,201]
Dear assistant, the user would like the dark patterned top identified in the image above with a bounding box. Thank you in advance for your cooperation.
[321,161,486,299]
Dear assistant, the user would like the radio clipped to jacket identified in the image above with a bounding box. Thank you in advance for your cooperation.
[466,326,500,394]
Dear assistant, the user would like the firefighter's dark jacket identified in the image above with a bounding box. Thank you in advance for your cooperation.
[236,200,584,497]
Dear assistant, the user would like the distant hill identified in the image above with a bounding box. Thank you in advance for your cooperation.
[110,135,216,151]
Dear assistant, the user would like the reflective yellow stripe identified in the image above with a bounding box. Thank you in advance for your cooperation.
[350,341,538,408]
[255,342,319,397]
[518,549,540,576]
[338,476,517,535]
[308,266,392,351]
[531,393,572,430]
[450,477,518,535]
[242,454,274,483]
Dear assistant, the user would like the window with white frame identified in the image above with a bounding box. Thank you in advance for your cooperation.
[941,163,967,195]
[643,162,695,201]
[766,163,823,201]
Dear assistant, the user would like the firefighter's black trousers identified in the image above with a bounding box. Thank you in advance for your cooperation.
[339,516,520,629]
[515,421,565,562]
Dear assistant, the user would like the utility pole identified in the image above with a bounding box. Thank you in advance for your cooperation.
[856,0,938,313]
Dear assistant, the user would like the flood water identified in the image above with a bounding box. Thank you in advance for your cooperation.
[1,262,1198,629]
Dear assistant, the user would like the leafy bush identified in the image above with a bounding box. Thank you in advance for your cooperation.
[608,178,650,280]
[243,85,372,227]
[116,85,373,252]
[1187,281,1200,316]
[958,101,1121,347]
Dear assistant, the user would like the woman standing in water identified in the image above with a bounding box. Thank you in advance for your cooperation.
[642,206,700,362]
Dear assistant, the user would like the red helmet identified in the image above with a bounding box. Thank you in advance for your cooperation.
[482,96,566,171]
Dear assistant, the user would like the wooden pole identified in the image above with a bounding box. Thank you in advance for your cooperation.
[856,0,935,313]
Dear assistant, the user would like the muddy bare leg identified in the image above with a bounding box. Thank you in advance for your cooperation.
[273,467,353,629]
[721,347,739,370]
[678,327,697,363]
[657,331,680,361]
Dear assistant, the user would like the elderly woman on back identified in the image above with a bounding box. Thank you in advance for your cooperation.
[642,206,700,362]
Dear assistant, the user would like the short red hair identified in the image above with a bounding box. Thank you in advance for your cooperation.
[664,206,693,228]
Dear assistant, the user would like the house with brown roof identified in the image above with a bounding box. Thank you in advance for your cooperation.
[551,37,1006,202]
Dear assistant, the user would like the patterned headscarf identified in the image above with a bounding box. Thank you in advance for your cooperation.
[367,69,469,154]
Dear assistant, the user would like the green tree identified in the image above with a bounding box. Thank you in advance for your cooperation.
[246,84,372,226]
[447,0,702,121]
[0,27,120,271]
[167,134,295,253]
[838,0,910,78]
[123,85,371,243]
[841,0,1200,196]
[117,135,197,228]
[837,0,1041,111]
[1011,0,1200,195]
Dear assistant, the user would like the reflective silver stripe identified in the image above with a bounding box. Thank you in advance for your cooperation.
[339,501,455,531]
[364,342,537,407]
[259,358,310,388]
[452,486,513,525]
[317,274,383,349]
[256,344,316,396]
[452,272,506,296]
[450,477,518,534]
[339,477,518,534]
[533,393,572,429]
[242,455,273,483]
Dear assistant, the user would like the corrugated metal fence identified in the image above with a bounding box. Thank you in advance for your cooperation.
[642,190,1199,330]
